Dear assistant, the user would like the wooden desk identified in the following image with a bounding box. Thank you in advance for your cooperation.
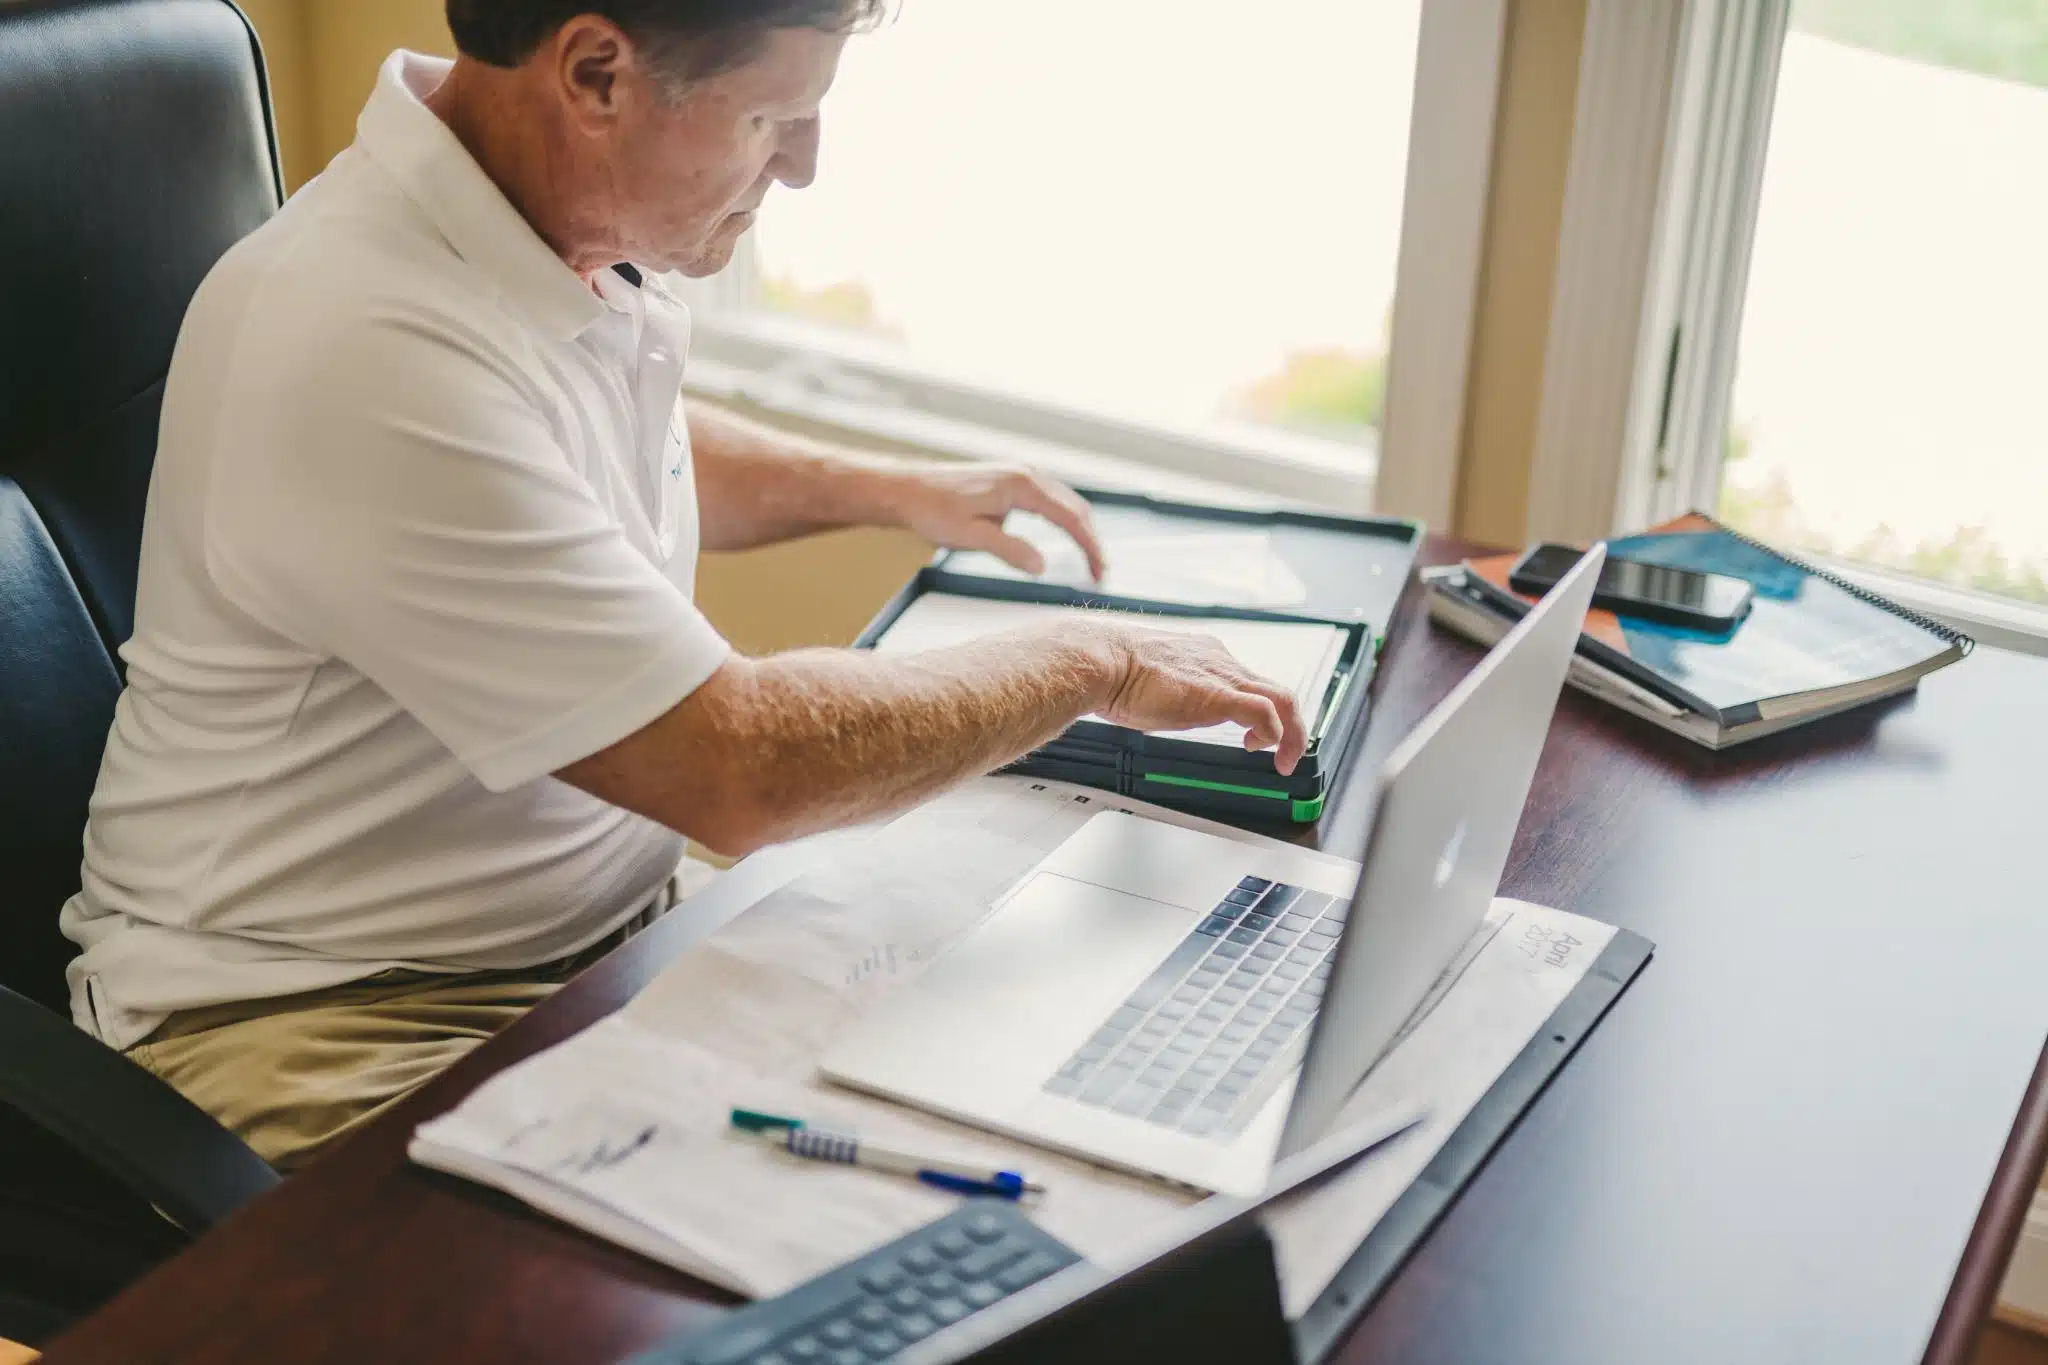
[40,537,2048,1365]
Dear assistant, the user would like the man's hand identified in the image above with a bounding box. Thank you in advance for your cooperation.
[883,463,1108,581]
[1071,621,1310,776]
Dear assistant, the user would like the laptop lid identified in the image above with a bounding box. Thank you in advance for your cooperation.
[1276,546,1608,1157]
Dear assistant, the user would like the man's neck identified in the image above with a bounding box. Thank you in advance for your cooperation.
[422,59,617,280]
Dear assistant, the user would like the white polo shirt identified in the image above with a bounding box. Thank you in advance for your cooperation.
[60,51,731,1050]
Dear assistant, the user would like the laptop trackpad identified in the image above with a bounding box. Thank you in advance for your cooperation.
[824,873,1196,1111]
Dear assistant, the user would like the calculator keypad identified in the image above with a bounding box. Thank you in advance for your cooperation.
[644,1202,1081,1365]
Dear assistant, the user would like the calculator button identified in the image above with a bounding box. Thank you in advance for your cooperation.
[857,1265,905,1295]
[859,1331,902,1357]
[900,1247,940,1275]
[887,1286,923,1312]
[819,1321,858,1346]
[955,1243,1025,1280]
[962,1281,1003,1308]
[784,1337,823,1362]
[826,1350,865,1365]
[755,1356,788,1365]
[934,1229,973,1259]
[895,1312,938,1342]
[853,1302,891,1329]
[928,1296,970,1325]
[993,1251,1064,1293]
[920,1270,960,1297]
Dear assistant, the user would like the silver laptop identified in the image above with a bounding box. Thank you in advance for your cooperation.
[821,546,1607,1196]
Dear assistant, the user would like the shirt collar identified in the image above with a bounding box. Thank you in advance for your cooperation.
[356,51,608,342]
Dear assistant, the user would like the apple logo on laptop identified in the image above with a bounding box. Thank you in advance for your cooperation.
[1434,820,1468,890]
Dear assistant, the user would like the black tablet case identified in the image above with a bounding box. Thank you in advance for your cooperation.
[856,489,1424,823]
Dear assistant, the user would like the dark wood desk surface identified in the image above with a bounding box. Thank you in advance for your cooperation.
[42,537,2048,1365]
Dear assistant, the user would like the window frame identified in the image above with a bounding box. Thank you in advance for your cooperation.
[671,0,1513,520]
[1529,0,2048,650]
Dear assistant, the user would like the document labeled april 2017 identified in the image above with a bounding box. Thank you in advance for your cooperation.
[409,776,1626,1311]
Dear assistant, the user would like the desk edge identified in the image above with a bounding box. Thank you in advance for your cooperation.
[1924,1036,2048,1364]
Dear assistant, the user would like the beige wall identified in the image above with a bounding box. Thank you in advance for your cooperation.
[238,0,451,191]
[301,0,454,181]
[1455,0,1587,547]
[236,0,313,189]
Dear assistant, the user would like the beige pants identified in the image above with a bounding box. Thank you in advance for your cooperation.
[127,861,713,1172]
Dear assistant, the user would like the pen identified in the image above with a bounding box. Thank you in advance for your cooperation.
[731,1108,1045,1200]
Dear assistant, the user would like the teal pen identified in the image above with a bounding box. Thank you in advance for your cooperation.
[730,1108,1045,1200]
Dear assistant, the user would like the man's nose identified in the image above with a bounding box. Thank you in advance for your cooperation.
[772,119,821,189]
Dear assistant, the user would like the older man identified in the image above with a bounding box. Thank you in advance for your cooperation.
[60,0,1306,1171]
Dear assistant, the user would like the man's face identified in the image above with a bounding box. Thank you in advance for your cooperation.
[584,27,845,277]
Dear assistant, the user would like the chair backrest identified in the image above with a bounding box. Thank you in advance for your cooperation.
[0,0,282,1013]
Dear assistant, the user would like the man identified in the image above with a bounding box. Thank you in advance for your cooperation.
[60,0,1306,1172]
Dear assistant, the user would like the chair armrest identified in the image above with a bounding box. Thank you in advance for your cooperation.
[0,986,278,1232]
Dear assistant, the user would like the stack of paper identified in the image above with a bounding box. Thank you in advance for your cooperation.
[870,594,1346,746]
[410,777,1620,1313]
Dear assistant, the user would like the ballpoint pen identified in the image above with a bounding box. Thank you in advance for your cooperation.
[730,1107,1046,1200]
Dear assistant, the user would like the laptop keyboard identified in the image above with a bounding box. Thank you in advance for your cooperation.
[1041,877,1344,1138]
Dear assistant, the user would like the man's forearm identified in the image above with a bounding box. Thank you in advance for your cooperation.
[559,630,1118,856]
[688,400,905,552]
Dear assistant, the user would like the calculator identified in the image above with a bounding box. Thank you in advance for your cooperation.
[632,1200,1083,1365]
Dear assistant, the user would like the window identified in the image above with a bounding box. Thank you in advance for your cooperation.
[685,0,1434,505]
[1716,1,2048,607]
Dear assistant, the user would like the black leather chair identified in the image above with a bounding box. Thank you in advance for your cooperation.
[0,0,287,1343]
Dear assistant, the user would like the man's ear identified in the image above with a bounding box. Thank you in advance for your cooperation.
[549,16,633,132]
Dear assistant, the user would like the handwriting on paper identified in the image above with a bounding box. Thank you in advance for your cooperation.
[846,943,933,987]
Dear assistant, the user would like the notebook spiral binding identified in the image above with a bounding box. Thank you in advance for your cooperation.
[1697,513,1976,656]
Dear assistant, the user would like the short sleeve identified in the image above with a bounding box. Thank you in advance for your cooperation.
[205,302,729,793]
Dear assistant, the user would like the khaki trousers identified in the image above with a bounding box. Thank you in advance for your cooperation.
[126,861,712,1172]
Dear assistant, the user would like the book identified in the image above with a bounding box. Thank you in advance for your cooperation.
[1429,514,1972,748]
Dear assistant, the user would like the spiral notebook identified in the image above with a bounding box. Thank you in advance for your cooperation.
[1449,513,1971,743]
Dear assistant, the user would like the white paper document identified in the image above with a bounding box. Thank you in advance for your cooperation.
[412,776,1619,1313]
[947,519,1310,610]
[871,594,1344,746]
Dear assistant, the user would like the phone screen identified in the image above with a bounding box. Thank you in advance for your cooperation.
[1515,545,1752,621]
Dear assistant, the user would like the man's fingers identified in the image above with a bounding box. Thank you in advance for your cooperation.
[1241,677,1308,776]
[1007,474,1108,581]
[1219,690,1285,759]
[953,516,1047,574]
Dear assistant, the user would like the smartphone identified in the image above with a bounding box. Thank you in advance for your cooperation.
[1509,543,1753,631]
